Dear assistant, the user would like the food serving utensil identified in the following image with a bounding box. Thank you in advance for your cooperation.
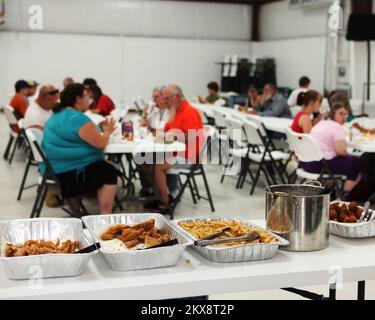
[194,231,261,247]
[359,202,370,222]
[200,227,232,241]
[260,170,271,192]
[75,242,101,254]
[358,201,372,222]
[141,239,179,250]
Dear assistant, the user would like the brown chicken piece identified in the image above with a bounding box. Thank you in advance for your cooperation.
[4,240,79,257]
[356,207,363,219]
[101,224,128,240]
[344,216,357,223]
[132,219,155,231]
[119,228,144,242]
[348,201,358,212]
[329,209,338,220]
[144,236,162,247]
[125,239,140,248]
[338,212,347,223]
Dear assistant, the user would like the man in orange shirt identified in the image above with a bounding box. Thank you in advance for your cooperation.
[10,80,32,119]
[142,84,203,213]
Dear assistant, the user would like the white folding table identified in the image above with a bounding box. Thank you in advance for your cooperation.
[1,220,374,300]
[191,104,292,134]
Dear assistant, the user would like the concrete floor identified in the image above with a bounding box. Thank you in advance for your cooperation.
[0,112,374,300]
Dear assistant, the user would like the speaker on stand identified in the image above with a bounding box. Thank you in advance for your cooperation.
[347,14,375,111]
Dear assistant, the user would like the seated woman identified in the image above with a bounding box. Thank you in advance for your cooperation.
[87,84,115,117]
[299,102,366,199]
[239,87,262,112]
[291,90,322,133]
[42,83,118,215]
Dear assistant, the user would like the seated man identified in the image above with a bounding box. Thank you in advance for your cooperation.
[139,86,169,197]
[198,81,220,105]
[24,85,60,208]
[27,80,39,99]
[140,86,168,132]
[10,80,33,120]
[142,84,204,213]
[24,85,59,130]
[249,83,292,119]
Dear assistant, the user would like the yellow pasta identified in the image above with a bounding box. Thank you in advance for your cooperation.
[179,219,277,246]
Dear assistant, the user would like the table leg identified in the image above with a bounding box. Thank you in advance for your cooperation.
[329,283,336,300]
[358,281,366,300]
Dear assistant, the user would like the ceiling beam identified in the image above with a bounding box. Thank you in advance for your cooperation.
[170,0,282,5]
[251,2,260,41]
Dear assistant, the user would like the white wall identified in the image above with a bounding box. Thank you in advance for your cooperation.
[252,37,326,92]
[0,0,253,104]
[259,0,328,41]
[2,0,252,41]
[0,31,251,104]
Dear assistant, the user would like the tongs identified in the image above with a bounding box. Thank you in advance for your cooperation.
[358,202,372,222]
[194,231,261,247]
[142,239,178,250]
[75,242,101,254]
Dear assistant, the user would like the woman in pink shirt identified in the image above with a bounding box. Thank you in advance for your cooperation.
[300,102,365,197]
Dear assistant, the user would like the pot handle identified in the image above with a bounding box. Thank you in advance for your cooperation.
[271,191,299,210]
[303,180,322,187]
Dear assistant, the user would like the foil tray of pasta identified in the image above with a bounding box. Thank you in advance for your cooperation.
[0,218,96,280]
[82,213,193,271]
[173,217,289,263]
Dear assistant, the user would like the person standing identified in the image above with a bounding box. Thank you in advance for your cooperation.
[287,76,310,108]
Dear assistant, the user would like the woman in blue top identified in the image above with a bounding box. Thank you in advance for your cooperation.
[42,83,118,214]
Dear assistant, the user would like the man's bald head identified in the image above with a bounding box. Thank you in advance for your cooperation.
[37,85,59,110]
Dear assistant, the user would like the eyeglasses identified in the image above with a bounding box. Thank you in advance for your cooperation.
[162,93,177,101]
[337,111,348,117]
[43,89,59,96]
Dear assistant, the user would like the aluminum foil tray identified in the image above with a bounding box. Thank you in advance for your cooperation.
[329,202,375,238]
[82,213,192,271]
[173,217,289,263]
[0,218,95,280]
[330,220,375,238]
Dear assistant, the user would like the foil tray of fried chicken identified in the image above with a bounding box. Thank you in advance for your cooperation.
[82,213,193,271]
[0,218,96,280]
[329,202,375,238]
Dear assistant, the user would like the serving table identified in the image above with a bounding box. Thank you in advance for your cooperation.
[0,220,374,300]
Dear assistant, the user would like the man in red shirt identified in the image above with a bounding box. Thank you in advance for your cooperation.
[10,80,33,119]
[163,85,204,163]
[143,84,203,213]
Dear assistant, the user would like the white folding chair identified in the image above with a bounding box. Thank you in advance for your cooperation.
[2,105,23,164]
[173,125,215,212]
[285,127,346,198]
[220,117,248,183]
[110,105,129,123]
[239,120,290,194]
[197,107,209,125]
[25,128,90,218]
